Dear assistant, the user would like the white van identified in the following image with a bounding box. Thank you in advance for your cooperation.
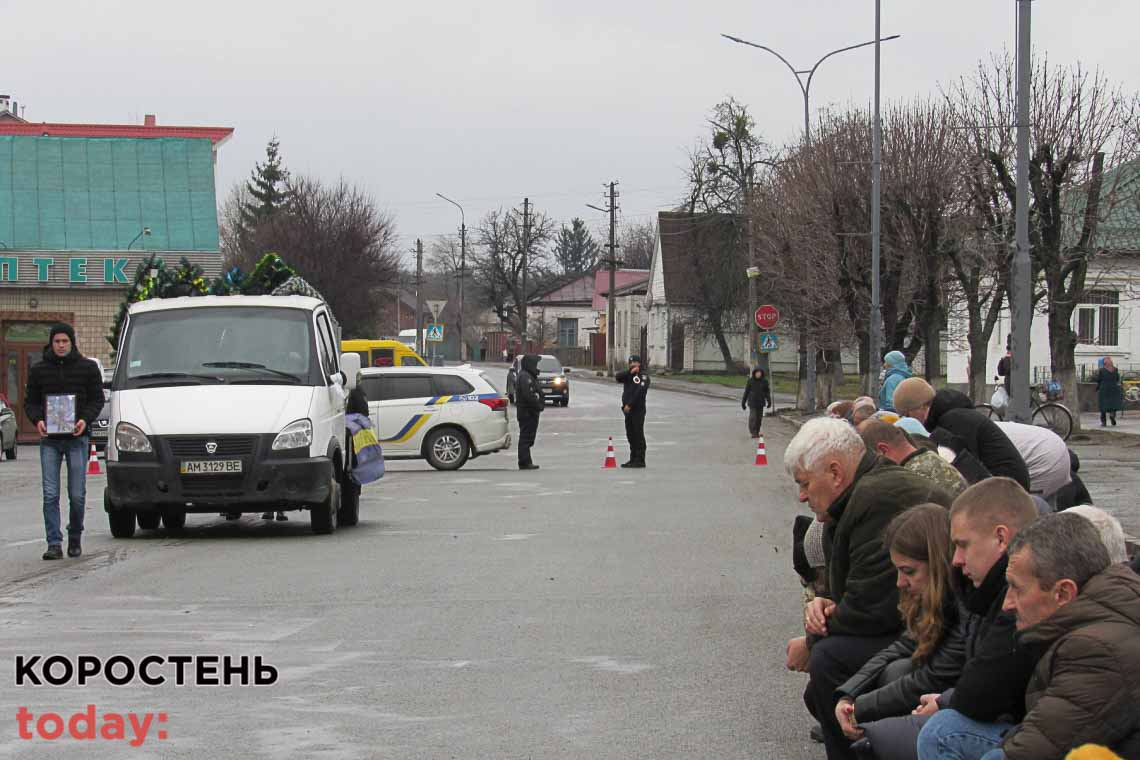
[105,295,364,536]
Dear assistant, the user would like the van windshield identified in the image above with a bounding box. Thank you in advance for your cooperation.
[117,307,317,389]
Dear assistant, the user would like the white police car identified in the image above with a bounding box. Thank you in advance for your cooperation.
[358,366,510,470]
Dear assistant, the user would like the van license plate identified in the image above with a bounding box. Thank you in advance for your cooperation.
[180,460,242,475]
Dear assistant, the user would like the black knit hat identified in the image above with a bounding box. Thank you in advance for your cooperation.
[49,323,77,347]
[627,354,641,364]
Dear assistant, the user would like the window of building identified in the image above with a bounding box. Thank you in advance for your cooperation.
[557,318,578,347]
[1076,290,1119,347]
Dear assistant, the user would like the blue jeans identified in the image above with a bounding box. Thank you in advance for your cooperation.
[917,709,1011,760]
[40,435,90,546]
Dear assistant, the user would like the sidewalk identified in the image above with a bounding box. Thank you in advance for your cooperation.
[1080,411,1140,437]
[569,370,798,408]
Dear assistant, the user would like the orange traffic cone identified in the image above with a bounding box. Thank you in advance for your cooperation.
[603,436,617,469]
[86,443,103,475]
[754,435,768,466]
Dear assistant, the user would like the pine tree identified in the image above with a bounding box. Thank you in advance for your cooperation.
[553,218,601,274]
[241,137,290,228]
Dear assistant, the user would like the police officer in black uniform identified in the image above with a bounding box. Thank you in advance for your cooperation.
[615,355,650,468]
[515,354,544,470]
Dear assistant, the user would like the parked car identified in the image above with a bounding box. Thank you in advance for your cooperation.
[0,397,17,460]
[358,366,510,470]
[341,338,427,368]
[505,354,570,407]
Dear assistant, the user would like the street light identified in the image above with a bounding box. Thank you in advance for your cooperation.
[722,30,900,411]
[435,193,467,361]
[127,227,152,251]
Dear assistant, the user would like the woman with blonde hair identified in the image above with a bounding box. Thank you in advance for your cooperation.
[833,504,967,759]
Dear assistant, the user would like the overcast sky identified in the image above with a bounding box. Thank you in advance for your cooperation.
[8,1,1139,265]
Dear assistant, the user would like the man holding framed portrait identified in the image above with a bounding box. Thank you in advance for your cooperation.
[24,323,105,560]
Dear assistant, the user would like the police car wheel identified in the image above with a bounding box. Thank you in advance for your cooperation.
[426,427,469,471]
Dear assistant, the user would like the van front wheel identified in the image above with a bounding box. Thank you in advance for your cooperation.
[339,476,360,527]
[106,493,136,539]
[311,477,339,535]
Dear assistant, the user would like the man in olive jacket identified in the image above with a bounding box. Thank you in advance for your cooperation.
[783,418,954,760]
[937,513,1140,760]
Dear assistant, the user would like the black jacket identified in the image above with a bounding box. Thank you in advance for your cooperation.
[515,355,544,413]
[742,370,772,409]
[926,389,1030,490]
[615,366,649,411]
[836,596,968,723]
[817,453,955,642]
[24,346,104,433]
[946,556,1042,723]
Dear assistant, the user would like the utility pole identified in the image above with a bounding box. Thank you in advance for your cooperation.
[415,239,424,356]
[436,192,467,361]
[589,183,621,373]
[868,0,885,400]
[1009,0,1033,423]
[520,198,531,351]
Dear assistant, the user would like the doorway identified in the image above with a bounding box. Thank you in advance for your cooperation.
[3,321,60,442]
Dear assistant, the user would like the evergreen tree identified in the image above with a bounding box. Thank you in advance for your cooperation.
[553,218,601,274]
[241,137,290,227]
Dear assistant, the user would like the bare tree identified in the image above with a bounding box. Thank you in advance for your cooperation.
[253,176,400,336]
[218,181,255,269]
[617,219,656,269]
[470,206,556,336]
[947,54,1138,427]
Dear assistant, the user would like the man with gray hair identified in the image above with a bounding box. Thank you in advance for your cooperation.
[918,512,1140,760]
[1065,504,1128,564]
[783,417,955,760]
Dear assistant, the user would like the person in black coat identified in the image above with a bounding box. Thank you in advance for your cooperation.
[23,323,104,560]
[892,378,1030,491]
[615,355,650,468]
[741,367,773,438]
[515,354,544,470]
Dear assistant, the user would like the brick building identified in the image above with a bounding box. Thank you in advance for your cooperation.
[0,99,232,440]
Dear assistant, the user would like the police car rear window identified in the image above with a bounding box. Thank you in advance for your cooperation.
[433,375,474,396]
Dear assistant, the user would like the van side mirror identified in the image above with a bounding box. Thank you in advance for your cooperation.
[340,352,361,390]
[563,367,572,374]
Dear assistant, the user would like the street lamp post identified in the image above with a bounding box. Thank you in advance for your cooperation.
[436,193,467,361]
[722,30,899,411]
[127,227,152,251]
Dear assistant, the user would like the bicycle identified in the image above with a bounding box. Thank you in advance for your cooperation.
[974,383,1074,441]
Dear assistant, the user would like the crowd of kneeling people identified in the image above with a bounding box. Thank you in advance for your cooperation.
[783,376,1140,760]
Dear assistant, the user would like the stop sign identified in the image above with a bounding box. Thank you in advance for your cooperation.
[755,304,780,330]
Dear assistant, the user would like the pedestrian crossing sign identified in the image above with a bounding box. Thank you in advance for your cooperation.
[426,324,444,342]
[759,333,779,352]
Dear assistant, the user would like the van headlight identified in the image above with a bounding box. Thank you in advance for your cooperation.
[552,377,565,386]
[115,422,153,453]
[272,419,313,451]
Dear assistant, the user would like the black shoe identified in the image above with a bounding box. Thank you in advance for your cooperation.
[224,512,241,521]
[1111,417,1117,426]
[275,512,288,521]
[810,724,824,743]
[42,545,63,561]
[67,539,82,558]
[519,463,540,470]
[627,461,646,469]
[262,512,274,520]
[620,461,634,468]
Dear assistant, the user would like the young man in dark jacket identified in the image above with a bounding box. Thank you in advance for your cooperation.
[741,367,772,438]
[912,478,1043,759]
[615,355,649,468]
[23,323,104,560]
[514,354,544,470]
[783,418,955,760]
[893,378,1030,491]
